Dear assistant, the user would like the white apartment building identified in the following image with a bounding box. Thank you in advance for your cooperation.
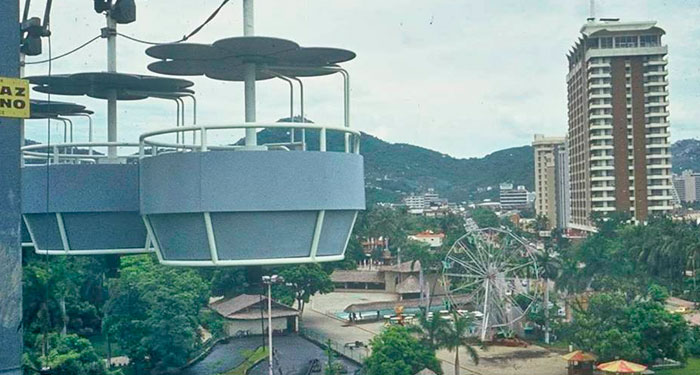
[533,135,568,230]
[566,19,673,231]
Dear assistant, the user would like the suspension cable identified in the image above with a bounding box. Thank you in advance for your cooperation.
[117,0,232,45]
[24,35,100,65]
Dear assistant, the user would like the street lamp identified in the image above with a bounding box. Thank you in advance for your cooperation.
[262,274,285,375]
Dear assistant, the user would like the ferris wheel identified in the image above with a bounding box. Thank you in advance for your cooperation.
[442,227,540,341]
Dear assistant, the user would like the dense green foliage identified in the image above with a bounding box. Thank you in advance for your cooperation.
[103,255,210,372]
[470,208,500,229]
[410,312,479,375]
[365,325,443,375]
[22,253,114,374]
[23,334,115,375]
[551,215,700,364]
[564,291,688,364]
[342,205,465,268]
[559,215,700,298]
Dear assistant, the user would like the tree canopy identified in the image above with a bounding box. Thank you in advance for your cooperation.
[365,325,443,375]
[565,291,688,364]
[103,255,210,372]
[277,264,334,315]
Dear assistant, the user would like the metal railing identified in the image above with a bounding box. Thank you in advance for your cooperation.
[22,142,141,164]
[299,325,368,364]
[138,122,362,158]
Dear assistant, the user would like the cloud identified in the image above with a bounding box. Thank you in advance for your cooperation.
[21,0,700,158]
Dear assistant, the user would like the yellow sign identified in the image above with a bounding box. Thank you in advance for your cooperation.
[0,77,30,119]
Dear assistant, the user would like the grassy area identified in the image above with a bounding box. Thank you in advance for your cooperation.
[656,358,700,375]
[538,340,571,352]
[220,347,269,375]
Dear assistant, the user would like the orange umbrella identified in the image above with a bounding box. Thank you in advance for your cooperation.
[561,350,596,362]
[597,360,647,373]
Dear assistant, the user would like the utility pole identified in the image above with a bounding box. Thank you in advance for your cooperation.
[0,1,23,374]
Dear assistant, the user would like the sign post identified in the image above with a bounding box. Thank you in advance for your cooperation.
[0,1,24,374]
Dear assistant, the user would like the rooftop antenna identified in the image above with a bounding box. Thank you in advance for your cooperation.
[587,0,596,21]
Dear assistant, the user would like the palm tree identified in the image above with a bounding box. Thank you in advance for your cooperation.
[441,311,479,375]
[536,245,562,344]
[406,243,444,313]
[409,312,447,350]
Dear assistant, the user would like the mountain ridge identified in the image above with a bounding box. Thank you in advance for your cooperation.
[253,128,699,204]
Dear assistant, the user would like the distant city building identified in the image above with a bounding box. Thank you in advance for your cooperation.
[404,194,426,211]
[533,134,569,230]
[673,170,700,203]
[476,201,501,211]
[407,230,445,248]
[567,19,672,231]
[499,183,530,210]
[423,188,440,206]
[403,188,450,215]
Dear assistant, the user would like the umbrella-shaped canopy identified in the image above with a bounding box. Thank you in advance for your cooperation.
[145,36,355,81]
[597,360,647,373]
[561,350,596,362]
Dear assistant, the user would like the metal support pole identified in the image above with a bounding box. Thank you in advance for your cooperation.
[481,279,490,342]
[290,77,305,150]
[57,117,73,143]
[0,0,23,373]
[269,72,295,143]
[267,281,273,375]
[339,69,350,152]
[243,0,257,147]
[106,14,117,159]
[76,114,93,155]
[184,94,197,144]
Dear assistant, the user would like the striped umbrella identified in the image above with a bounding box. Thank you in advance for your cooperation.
[561,350,596,362]
[596,360,647,373]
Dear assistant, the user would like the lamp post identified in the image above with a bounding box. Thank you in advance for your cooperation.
[262,274,285,375]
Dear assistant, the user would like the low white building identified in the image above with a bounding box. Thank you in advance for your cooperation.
[210,294,299,336]
[407,230,445,248]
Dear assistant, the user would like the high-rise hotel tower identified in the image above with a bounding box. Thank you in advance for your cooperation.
[566,19,672,231]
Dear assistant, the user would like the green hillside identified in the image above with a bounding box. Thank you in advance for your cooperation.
[252,127,534,204]
[671,138,700,174]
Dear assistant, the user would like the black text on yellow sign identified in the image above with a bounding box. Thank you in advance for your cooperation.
[0,77,30,119]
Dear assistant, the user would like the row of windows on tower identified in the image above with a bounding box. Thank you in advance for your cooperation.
[587,35,661,49]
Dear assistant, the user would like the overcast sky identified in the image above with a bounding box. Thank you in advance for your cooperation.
[21,0,700,158]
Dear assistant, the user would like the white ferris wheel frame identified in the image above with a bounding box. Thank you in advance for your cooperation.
[442,227,541,341]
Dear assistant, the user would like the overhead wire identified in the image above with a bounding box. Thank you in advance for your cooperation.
[117,0,231,45]
[24,35,100,65]
[25,0,233,66]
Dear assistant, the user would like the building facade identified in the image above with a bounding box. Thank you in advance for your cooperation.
[566,19,672,231]
[533,135,567,229]
[499,183,531,210]
[209,294,300,336]
[555,142,572,229]
[673,170,700,203]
